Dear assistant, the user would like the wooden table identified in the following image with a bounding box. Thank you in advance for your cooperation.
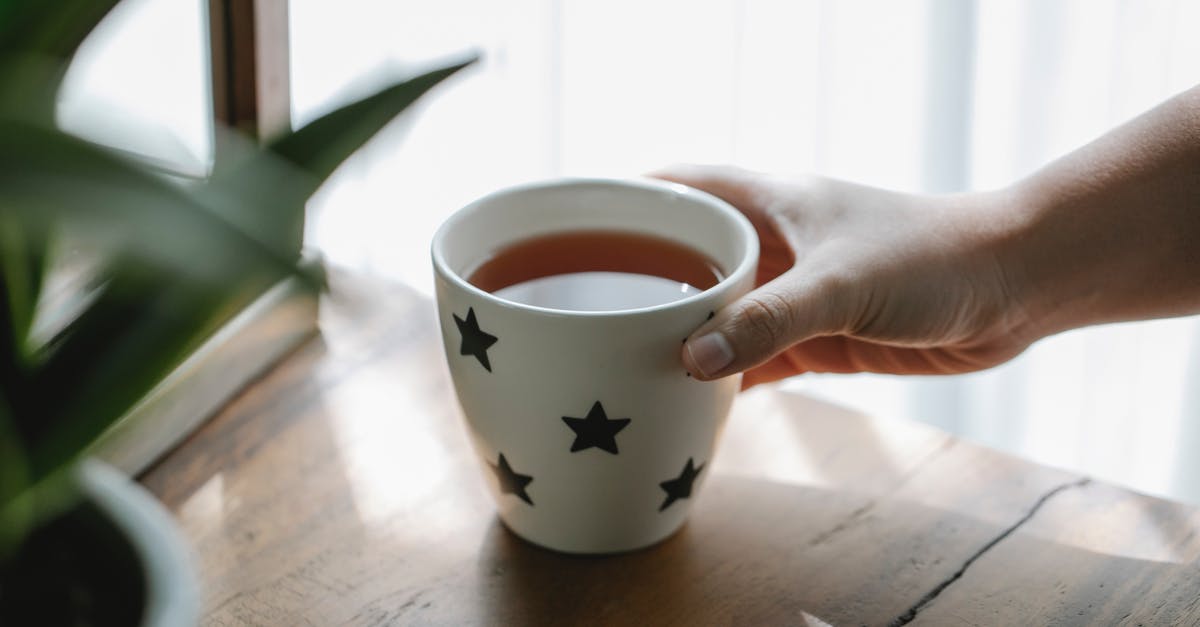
[141,273,1200,626]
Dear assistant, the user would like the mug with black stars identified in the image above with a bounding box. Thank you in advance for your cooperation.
[432,178,758,554]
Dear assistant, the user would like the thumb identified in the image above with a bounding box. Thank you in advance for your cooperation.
[682,274,846,380]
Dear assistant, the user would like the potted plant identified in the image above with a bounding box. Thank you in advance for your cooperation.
[0,2,472,624]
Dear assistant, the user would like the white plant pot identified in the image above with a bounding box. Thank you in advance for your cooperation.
[75,460,199,627]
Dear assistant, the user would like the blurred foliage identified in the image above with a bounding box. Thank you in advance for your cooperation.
[0,0,474,559]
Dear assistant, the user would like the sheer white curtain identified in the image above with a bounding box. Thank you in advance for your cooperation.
[53,0,1200,502]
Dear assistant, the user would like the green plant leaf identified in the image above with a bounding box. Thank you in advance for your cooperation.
[200,56,476,255]
[0,56,64,122]
[0,120,320,480]
[270,56,476,181]
[0,389,32,561]
[0,0,123,115]
[189,130,318,259]
[0,217,44,452]
[0,120,318,289]
[0,214,48,360]
[23,266,266,480]
[0,0,122,63]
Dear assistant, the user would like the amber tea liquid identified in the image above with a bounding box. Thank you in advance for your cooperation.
[467,230,723,311]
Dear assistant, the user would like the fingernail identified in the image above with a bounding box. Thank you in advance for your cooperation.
[686,333,735,377]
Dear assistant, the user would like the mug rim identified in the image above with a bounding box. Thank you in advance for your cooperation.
[431,177,759,318]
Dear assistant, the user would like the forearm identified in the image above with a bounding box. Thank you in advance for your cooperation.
[1001,85,1200,338]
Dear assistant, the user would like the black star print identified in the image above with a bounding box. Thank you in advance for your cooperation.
[561,401,631,454]
[453,307,497,372]
[659,457,705,511]
[489,453,533,505]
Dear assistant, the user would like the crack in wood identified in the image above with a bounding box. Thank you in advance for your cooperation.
[807,438,957,547]
[886,477,1092,627]
[807,500,878,548]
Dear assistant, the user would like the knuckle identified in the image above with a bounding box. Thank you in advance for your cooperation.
[733,291,794,350]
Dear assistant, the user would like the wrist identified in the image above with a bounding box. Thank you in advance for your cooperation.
[991,176,1115,341]
[994,87,1200,337]
[971,184,1056,345]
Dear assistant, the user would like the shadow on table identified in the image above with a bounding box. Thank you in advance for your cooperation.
[471,475,1200,626]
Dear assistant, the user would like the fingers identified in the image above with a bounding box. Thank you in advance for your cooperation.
[740,335,1017,388]
[682,272,848,380]
[653,164,798,285]
[740,353,809,390]
[650,164,775,221]
[658,165,823,380]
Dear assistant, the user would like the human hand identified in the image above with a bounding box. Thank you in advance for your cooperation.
[657,166,1037,389]
[659,89,1200,388]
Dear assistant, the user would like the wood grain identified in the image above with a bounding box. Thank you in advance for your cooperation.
[140,272,1200,626]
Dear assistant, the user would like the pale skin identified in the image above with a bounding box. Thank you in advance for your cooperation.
[663,84,1200,389]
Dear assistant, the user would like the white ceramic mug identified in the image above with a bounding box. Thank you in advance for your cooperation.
[431,178,758,554]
